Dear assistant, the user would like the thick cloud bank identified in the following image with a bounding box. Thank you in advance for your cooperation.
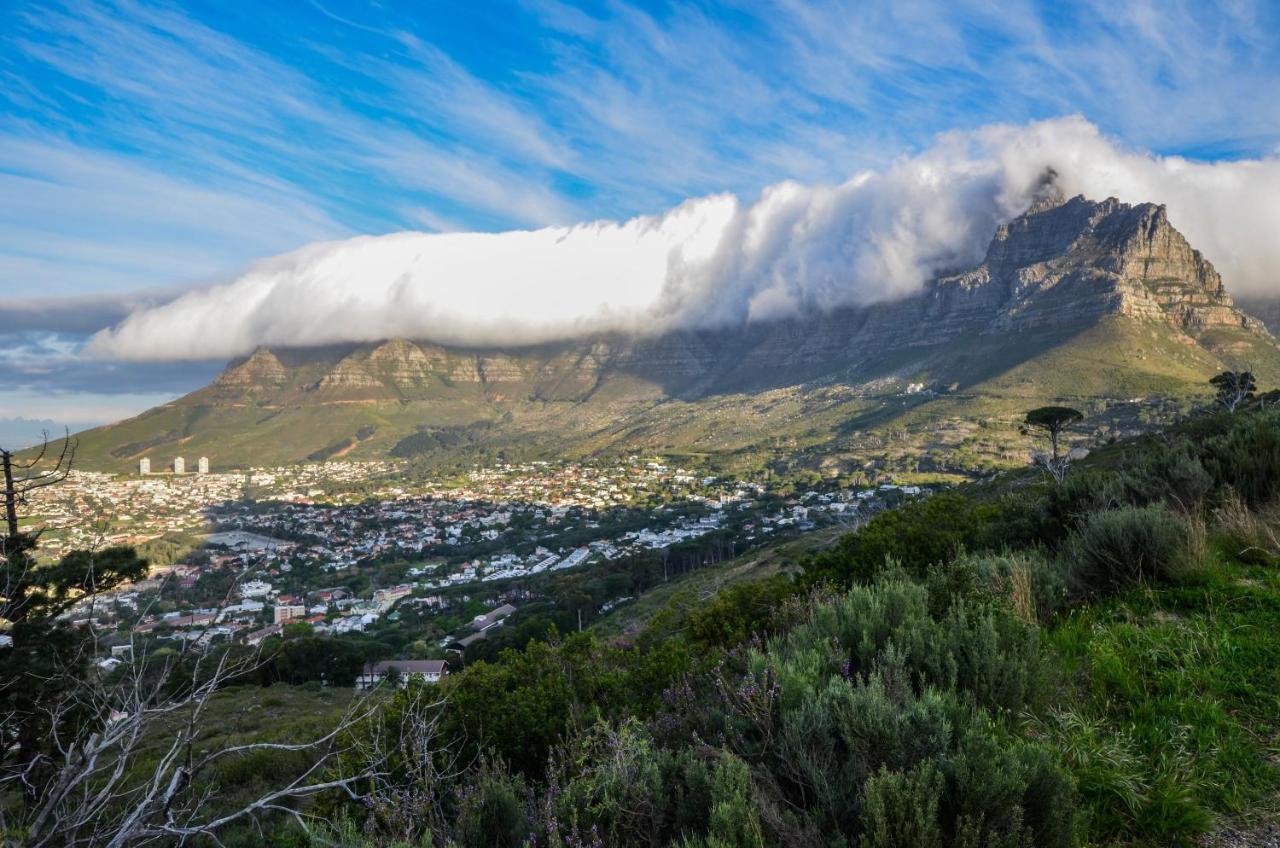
[89,117,1280,361]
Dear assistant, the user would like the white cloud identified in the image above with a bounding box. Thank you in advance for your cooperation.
[87,117,1280,361]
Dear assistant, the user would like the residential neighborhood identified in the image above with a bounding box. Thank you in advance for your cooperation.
[38,457,931,671]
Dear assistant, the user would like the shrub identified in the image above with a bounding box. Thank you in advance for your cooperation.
[762,577,1050,715]
[803,493,1004,585]
[455,760,530,848]
[543,720,671,846]
[861,763,944,848]
[1122,443,1213,513]
[684,576,798,649]
[1200,408,1280,508]
[1063,506,1191,599]
[701,754,765,848]
[927,551,1067,623]
[1017,471,1132,549]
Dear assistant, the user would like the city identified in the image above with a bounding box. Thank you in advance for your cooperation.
[34,456,925,662]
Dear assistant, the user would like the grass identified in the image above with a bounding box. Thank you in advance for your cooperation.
[1043,547,1280,845]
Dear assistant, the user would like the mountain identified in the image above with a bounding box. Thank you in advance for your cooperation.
[64,194,1280,477]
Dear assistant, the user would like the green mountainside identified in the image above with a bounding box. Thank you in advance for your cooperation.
[66,194,1280,476]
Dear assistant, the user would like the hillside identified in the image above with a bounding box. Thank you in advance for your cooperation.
[64,193,1280,475]
[16,400,1280,847]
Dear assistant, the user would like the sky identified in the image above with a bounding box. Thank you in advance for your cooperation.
[3,0,1280,444]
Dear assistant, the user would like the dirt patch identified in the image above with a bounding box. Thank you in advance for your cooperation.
[1200,823,1280,848]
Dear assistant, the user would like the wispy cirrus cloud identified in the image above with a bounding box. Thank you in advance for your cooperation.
[0,134,347,293]
[7,0,1279,297]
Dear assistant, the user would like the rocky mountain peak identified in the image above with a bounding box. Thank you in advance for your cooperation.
[211,347,288,389]
[969,193,1247,334]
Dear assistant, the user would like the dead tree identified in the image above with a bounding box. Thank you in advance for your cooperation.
[4,639,389,847]
[1,429,75,543]
[1210,370,1256,412]
[0,433,398,846]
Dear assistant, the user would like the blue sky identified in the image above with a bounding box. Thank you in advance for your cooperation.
[2,0,1280,439]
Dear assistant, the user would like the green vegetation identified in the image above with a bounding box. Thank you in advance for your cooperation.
[1041,561,1280,841]
[11,393,1280,846]
[300,403,1280,847]
[126,684,359,848]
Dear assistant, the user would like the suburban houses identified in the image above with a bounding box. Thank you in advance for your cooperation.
[42,457,931,676]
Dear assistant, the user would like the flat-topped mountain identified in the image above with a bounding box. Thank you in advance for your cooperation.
[66,194,1280,476]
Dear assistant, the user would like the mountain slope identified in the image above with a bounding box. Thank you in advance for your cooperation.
[65,194,1280,475]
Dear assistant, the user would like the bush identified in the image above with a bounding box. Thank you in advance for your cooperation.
[861,763,944,848]
[1200,408,1280,508]
[1123,443,1214,512]
[455,760,530,848]
[689,577,1076,845]
[684,576,798,649]
[1063,506,1190,599]
[760,577,1050,716]
[701,754,765,848]
[543,720,670,845]
[804,493,1004,585]
[926,551,1067,623]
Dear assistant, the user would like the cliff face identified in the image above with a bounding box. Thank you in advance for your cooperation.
[196,195,1269,404]
[210,348,288,391]
[919,194,1246,338]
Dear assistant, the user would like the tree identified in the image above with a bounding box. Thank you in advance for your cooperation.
[1023,406,1084,484]
[1210,370,1256,412]
[1,432,151,797]
[1,430,74,544]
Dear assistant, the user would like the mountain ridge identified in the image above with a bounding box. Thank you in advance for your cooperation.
[64,194,1280,475]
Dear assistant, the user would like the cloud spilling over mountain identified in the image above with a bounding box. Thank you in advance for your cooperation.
[87,117,1280,361]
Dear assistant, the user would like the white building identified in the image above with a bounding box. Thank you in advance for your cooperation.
[173,457,185,474]
[138,458,151,475]
[198,456,209,473]
[238,580,273,598]
[356,660,448,690]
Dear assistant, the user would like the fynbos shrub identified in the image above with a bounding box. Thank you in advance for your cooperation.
[1064,506,1190,598]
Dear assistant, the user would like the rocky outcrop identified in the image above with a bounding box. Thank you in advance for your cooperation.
[364,338,446,387]
[211,348,288,391]
[315,357,381,390]
[964,194,1248,333]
